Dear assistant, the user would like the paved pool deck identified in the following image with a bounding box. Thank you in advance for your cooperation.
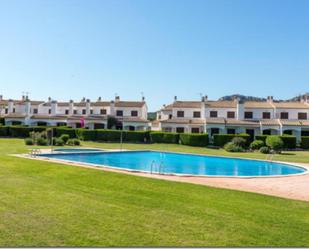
[16,150,309,202]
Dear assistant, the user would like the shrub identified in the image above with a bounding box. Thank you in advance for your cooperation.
[96,129,122,142]
[124,131,147,143]
[266,135,284,153]
[231,137,247,148]
[250,140,265,150]
[36,137,48,146]
[224,142,244,152]
[259,146,270,154]
[179,133,209,147]
[68,138,81,146]
[301,136,309,149]
[76,129,97,141]
[213,134,250,147]
[60,134,70,144]
[8,126,33,138]
[280,135,297,149]
[150,132,179,144]
[52,137,64,146]
[54,127,76,138]
[24,138,34,145]
[255,135,268,143]
[0,126,9,136]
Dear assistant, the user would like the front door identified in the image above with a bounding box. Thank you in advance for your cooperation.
[246,129,255,141]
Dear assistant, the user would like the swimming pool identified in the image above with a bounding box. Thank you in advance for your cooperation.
[53,148,103,153]
[39,151,307,177]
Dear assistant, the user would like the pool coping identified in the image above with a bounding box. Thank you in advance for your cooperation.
[15,149,309,179]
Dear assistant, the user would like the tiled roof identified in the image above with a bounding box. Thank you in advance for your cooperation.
[31,115,68,120]
[122,117,149,123]
[206,101,237,108]
[226,119,259,126]
[273,102,309,109]
[260,119,280,126]
[161,118,205,124]
[114,101,145,108]
[205,118,225,124]
[244,102,273,109]
[280,120,302,126]
[91,101,110,107]
[4,113,27,118]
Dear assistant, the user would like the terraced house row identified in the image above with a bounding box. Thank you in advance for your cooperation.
[154,96,309,142]
[0,95,149,131]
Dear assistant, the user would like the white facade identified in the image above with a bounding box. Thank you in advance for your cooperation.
[0,95,150,131]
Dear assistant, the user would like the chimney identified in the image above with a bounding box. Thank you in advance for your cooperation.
[81,97,86,102]
[86,99,91,115]
[115,96,120,102]
[25,98,31,116]
[0,95,3,101]
[236,99,244,120]
[142,96,145,102]
[267,96,273,103]
[201,95,208,102]
[51,100,57,115]
[69,100,74,115]
[174,96,177,102]
[22,95,25,101]
[110,100,115,115]
[97,97,102,102]
[8,99,14,113]
[48,97,51,102]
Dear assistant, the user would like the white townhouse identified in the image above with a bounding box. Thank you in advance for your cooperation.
[155,96,309,142]
[0,95,150,131]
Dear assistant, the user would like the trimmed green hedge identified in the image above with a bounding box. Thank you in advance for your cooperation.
[255,135,268,143]
[150,132,179,144]
[54,127,77,138]
[213,134,251,147]
[0,126,9,136]
[76,129,97,141]
[96,129,122,142]
[301,136,309,149]
[124,131,148,143]
[280,135,296,149]
[180,133,209,147]
[7,126,46,138]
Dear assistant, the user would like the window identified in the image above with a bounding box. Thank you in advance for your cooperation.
[82,109,86,115]
[262,112,271,119]
[210,128,219,136]
[191,127,200,133]
[193,111,201,118]
[13,108,15,113]
[131,110,138,117]
[227,128,235,134]
[168,114,172,119]
[177,111,184,117]
[158,115,161,120]
[116,110,123,116]
[244,112,253,119]
[48,109,51,114]
[90,110,93,115]
[33,108,38,114]
[227,111,235,119]
[280,112,289,119]
[5,108,8,114]
[65,109,69,115]
[263,129,271,135]
[100,109,107,115]
[210,111,218,118]
[298,112,307,120]
[176,127,185,133]
[73,110,77,115]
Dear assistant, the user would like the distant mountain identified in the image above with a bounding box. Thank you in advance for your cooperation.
[218,94,266,102]
[219,93,309,102]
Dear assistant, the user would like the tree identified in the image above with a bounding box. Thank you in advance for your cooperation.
[266,135,284,153]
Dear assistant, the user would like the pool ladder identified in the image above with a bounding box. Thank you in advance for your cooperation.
[150,160,164,175]
[266,153,274,162]
[29,149,41,158]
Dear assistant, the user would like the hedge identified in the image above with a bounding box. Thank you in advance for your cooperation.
[76,129,97,141]
[8,126,46,138]
[0,126,9,136]
[213,134,251,147]
[255,135,268,143]
[180,133,209,147]
[301,136,309,149]
[124,131,148,143]
[96,129,122,142]
[54,127,77,138]
[280,135,296,149]
[150,132,179,144]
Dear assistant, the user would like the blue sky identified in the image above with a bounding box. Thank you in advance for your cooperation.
[0,0,309,111]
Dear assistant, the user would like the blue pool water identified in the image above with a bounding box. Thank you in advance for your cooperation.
[54,148,103,153]
[40,151,306,177]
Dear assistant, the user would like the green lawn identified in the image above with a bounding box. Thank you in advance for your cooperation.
[0,138,309,246]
